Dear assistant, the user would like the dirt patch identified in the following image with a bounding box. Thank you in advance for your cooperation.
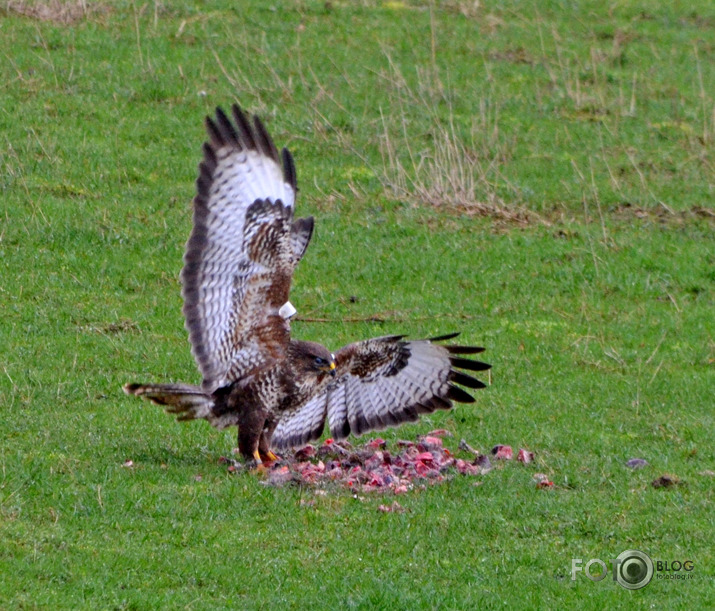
[610,202,715,226]
[5,0,103,25]
[488,47,537,66]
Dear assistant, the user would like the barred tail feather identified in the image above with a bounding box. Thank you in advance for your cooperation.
[123,382,214,421]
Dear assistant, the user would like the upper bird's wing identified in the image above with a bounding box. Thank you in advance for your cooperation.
[181,105,314,392]
[271,334,490,450]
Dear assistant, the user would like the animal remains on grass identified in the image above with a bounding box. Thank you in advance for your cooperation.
[123,104,490,465]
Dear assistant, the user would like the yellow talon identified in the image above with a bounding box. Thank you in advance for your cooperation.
[258,449,279,463]
[252,450,262,463]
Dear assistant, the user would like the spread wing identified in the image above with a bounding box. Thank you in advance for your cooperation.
[181,105,314,392]
[271,334,490,450]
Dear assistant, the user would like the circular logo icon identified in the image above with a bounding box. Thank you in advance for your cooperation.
[615,550,654,590]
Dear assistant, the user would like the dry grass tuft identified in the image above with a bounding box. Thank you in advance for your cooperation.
[379,108,530,223]
[376,60,531,224]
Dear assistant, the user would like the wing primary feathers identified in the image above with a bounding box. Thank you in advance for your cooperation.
[416,396,452,414]
[380,334,407,343]
[446,385,476,403]
[424,395,452,411]
[444,345,486,355]
[352,410,371,436]
[205,116,223,147]
[282,148,297,191]
[449,356,492,372]
[449,370,487,389]
[429,332,460,342]
[416,402,437,414]
[196,162,214,199]
[214,106,240,146]
[231,104,257,150]
[201,142,217,169]
[252,115,281,163]
[336,417,351,440]
[401,404,420,422]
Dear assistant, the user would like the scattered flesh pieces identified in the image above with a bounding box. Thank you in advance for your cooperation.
[533,473,554,488]
[491,445,514,460]
[221,436,539,494]
[517,448,534,464]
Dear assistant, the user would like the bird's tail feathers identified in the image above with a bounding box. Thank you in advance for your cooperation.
[123,382,214,421]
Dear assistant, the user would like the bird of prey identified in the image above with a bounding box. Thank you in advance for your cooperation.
[124,104,490,464]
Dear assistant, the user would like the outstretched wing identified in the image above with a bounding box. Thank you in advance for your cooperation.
[271,334,490,450]
[181,105,314,392]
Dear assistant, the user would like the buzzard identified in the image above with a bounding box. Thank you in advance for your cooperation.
[124,104,490,464]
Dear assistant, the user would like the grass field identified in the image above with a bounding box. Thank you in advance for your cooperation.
[1,0,713,608]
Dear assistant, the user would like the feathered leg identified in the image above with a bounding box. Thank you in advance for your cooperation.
[237,406,269,464]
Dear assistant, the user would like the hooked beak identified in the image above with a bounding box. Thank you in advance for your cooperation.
[329,361,336,377]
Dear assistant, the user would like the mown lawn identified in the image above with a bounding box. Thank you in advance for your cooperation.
[1,1,713,608]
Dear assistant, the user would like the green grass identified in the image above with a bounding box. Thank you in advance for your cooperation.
[1,0,713,608]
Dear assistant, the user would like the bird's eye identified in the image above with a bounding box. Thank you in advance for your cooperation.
[314,357,326,366]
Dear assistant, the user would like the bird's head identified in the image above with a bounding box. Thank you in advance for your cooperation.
[290,340,336,379]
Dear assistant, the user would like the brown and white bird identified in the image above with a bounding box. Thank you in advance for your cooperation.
[124,104,491,464]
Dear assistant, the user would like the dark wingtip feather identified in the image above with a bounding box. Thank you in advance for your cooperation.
[445,345,486,355]
[282,147,297,190]
[205,115,222,147]
[334,419,351,440]
[446,385,476,403]
[427,333,487,355]
[399,404,420,423]
[252,115,280,163]
[214,106,239,146]
[417,396,453,413]
[449,370,487,390]
[429,332,460,342]
[231,103,256,150]
[450,357,492,372]
[382,334,408,342]
[201,142,217,166]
